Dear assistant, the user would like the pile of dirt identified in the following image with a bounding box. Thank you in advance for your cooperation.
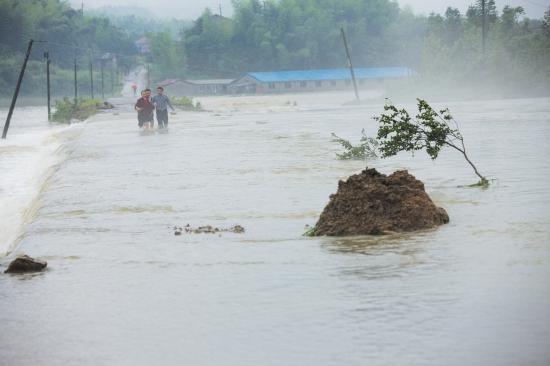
[312,168,449,236]
[4,255,47,274]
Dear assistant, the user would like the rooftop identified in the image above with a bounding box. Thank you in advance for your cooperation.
[247,67,414,82]
[186,79,235,85]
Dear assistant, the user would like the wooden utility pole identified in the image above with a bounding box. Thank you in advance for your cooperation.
[2,39,34,139]
[100,60,105,100]
[90,61,94,99]
[110,68,114,94]
[74,58,78,104]
[147,63,151,89]
[340,27,360,101]
[45,52,51,121]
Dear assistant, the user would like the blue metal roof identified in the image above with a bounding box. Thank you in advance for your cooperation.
[247,67,413,82]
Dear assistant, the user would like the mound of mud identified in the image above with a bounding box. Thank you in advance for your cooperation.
[312,168,449,236]
[4,255,47,274]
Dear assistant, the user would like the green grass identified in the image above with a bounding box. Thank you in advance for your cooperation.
[52,97,102,123]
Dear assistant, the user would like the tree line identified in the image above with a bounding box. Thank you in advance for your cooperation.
[422,0,550,96]
[146,0,550,96]
[0,0,138,97]
[1,0,549,98]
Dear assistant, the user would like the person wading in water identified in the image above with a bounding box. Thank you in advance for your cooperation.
[135,89,154,130]
[152,86,175,129]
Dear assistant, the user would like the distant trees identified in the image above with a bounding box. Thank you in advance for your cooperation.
[1,0,549,97]
[173,0,549,96]
[182,0,407,75]
[542,7,550,37]
[147,31,185,80]
[0,0,137,96]
[184,9,234,76]
[466,0,498,26]
[423,3,550,94]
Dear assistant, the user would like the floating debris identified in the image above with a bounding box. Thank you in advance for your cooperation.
[174,224,245,235]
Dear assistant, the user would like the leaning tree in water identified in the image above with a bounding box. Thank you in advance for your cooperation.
[374,98,489,187]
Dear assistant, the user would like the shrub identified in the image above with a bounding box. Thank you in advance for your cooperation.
[171,96,202,111]
[52,97,102,123]
[331,129,378,160]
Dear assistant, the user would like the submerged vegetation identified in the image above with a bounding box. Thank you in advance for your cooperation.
[374,99,488,186]
[303,225,316,237]
[170,96,203,111]
[331,130,378,160]
[52,98,102,123]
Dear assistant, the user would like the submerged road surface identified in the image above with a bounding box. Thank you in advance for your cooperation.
[1,93,549,366]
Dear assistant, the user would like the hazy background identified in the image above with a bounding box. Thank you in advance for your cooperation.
[69,0,549,19]
[2,0,549,100]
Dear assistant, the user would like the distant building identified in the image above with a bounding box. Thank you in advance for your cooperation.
[135,37,150,54]
[229,67,415,94]
[158,79,234,96]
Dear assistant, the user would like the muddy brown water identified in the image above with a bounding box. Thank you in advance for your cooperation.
[0,94,549,365]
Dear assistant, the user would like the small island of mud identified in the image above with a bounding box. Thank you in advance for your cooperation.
[312,168,449,236]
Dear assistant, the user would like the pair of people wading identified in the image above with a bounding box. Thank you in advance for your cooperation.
[134,87,174,130]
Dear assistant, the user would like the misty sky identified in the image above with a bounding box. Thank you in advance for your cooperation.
[70,0,549,19]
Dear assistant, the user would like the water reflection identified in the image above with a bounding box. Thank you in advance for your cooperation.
[321,232,431,256]
[319,233,435,281]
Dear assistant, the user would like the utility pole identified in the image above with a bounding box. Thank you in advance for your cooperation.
[481,0,486,55]
[90,61,94,99]
[147,63,151,89]
[110,67,114,95]
[340,27,360,101]
[45,52,51,121]
[74,58,78,105]
[2,39,34,139]
[100,60,105,100]
[219,2,222,16]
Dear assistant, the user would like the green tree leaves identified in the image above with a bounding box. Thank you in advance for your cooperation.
[375,99,488,185]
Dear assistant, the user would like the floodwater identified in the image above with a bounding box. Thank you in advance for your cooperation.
[0,90,549,365]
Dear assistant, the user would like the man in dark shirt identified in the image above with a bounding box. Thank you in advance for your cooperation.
[135,89,154,129]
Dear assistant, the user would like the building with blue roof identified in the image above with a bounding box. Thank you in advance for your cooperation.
[230,67,414,94]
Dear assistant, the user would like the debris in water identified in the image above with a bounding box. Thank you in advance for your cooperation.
[303,224,316,237]
[96,101,115,110]
[173,224,245,235]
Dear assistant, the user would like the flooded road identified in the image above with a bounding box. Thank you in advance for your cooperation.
[0,93,549,365]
